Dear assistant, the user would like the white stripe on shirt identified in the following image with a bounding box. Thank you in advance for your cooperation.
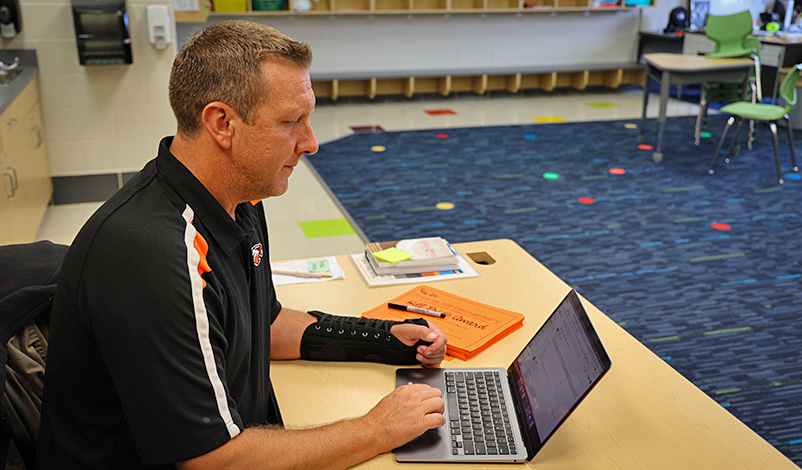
[182,204,241,439]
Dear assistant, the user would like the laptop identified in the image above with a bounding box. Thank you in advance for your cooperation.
[394,289,612,463]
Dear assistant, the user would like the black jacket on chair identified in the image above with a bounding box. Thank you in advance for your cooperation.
[0,241,69,468]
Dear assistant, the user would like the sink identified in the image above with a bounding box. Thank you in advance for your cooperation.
[0,69,22,86]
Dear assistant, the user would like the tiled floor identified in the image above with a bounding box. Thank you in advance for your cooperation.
[35,87,705,261]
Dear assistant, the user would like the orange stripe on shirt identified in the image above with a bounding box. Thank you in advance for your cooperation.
[193,231,211,289]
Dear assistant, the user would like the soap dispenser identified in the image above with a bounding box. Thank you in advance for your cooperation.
[0,0,22,39]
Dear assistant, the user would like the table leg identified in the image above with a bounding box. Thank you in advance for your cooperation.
[639,73,650,144]
[654,70,670,163]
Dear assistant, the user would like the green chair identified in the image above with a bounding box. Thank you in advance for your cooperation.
[694,10,762,147]
[708,63,801,184]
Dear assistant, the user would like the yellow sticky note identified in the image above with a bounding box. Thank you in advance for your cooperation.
[372,247,414,264]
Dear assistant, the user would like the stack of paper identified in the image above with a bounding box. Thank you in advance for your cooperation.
[361,285,525,360]
[365,237,459,276]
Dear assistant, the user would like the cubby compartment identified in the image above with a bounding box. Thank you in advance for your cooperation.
[411,0,448,10]
[306,0,334,12]
[622,68,646,86]
[337,79,373,97]
[451,0,484,9]
[588,69,622,88]
[520,72,557,92]
[375,0,411,9]
[333,0,370,11]
[555,71,589,90]
[375,78,410,96]
[311,80,337,99]
[522,0,555,8]
[555,0,588,7]
[486,0,519,9]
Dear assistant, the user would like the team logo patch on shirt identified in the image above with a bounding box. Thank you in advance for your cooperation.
[251,243,263,267]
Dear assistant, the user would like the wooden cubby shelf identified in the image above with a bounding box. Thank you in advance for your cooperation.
[310,65,646,101]
[206,0,653,16]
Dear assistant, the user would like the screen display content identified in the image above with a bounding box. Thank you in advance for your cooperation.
[509,293,608,453]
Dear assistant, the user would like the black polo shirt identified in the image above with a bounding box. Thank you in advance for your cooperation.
[38,137,282,468]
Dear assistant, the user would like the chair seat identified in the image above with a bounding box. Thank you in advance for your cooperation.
[719,102,787,121]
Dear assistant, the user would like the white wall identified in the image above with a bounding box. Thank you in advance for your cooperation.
[183,2,683,77]
[3,0,681,177]
[2,0,178,177]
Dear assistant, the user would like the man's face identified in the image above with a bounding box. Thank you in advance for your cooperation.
[231,60,318,199]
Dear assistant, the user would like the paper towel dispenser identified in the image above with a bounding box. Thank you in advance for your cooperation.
[71,0,132,65]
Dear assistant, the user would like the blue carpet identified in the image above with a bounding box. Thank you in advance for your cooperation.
[307,115,802,464]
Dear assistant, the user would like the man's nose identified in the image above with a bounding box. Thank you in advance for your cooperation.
[299,121,318,156]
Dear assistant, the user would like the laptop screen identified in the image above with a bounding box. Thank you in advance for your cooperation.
[508,290,611,455]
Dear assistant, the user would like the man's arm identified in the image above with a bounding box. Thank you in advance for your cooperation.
[176,382,445,470]
[270,307,448,367]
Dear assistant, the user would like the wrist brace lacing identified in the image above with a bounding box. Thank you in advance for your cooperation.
[300,310,429,364]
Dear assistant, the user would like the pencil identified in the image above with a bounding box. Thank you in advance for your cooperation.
[273,270,332,279]
[388,302,446,318]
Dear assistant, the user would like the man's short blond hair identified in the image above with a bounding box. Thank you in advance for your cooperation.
[169,21,312,137]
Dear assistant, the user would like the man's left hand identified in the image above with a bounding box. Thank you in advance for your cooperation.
[390,321,447,368]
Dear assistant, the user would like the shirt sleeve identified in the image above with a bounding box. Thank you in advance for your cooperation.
[81,213,242,464]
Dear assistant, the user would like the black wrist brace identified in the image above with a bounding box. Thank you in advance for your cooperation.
[300,310,429,365]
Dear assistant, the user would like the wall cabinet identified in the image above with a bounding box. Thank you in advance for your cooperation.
[0,76,52,245]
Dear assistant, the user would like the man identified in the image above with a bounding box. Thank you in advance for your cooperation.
[37,21,447,469]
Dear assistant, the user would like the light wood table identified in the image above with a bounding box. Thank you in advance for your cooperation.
[639,53,754,164]
[271,239,798,469]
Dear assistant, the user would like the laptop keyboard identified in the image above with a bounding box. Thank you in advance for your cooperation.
[446,370,519,456]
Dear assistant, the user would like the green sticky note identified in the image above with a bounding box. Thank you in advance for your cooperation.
[299,218,356,238]
[372,247,414,264]
[308,258,330,273]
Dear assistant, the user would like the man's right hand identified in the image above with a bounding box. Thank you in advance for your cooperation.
[177,382,445,470]
[363,382,445,453]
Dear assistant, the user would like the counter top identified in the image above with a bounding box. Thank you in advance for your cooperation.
[0,49,38,116]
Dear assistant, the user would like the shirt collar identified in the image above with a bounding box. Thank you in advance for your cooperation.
[156,136,248,255]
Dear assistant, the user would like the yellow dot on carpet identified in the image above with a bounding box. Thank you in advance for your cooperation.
[371,145,386,152]
[436,202,455,210]
[624,123,638,129]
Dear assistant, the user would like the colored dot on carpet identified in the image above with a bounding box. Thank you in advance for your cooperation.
[700,132,712,138]
[524,134,537,140]
[785,173,802,180]
[638,144,653,150]
[371,145,386,152]
[711,223,732,231]
[578,197,596,205]
[609,168,626,175]
[436,202,455,210]
[542,172,560,180]
[624,123,638,129]
[436,133,449,139]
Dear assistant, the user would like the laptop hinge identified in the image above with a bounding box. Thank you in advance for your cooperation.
[507,369,535,460]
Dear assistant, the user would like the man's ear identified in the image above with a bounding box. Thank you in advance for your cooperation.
[201,102,237,150]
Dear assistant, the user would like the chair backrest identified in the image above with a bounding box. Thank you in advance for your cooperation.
[779,64,802,114]
[706,10,754,57]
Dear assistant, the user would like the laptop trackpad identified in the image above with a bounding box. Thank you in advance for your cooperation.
[394,368,453,461]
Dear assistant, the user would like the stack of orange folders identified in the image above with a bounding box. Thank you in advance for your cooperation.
[361,285,525,361]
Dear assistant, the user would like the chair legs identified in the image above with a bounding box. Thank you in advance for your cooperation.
[710,117,797,184]
[695,85,709,146]
[785,116,800,173]
[709,116,735,174]
[726,118,745,160]
[769,122,784,184]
